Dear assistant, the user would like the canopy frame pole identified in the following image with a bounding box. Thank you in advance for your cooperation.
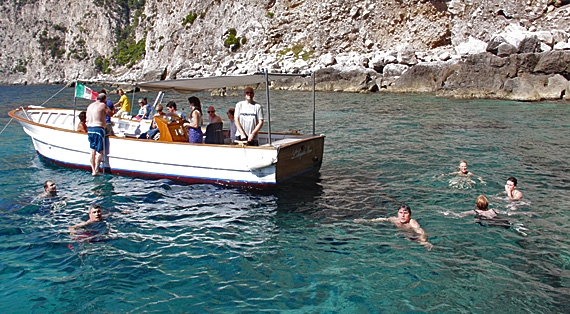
[73,82,77,130]
[312,72,316,135]
[264,71,272,146]
[131,87,136,117]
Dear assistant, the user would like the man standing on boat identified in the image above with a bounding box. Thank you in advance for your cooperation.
[86,93,112,176]
[235,87,264,146]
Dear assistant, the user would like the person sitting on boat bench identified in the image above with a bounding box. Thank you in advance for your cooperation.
[235,87,264,146]
[86,93,112,176]
[166,101,185,120]
[133,98,151,120]
[77,111,87,133]
[207,106,223,124]
[140,103,165,140]
[113,89,130,118]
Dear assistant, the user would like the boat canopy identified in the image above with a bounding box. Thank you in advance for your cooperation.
[138,73,309,94]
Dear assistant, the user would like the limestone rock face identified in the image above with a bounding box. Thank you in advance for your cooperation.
[0,0,569,101]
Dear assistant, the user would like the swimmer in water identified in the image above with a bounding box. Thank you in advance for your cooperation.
[498,176,523,201]
[37,180,57,199]
[354,204,433,250]
[69,204,104,232]
[440,160,485,184]
[450,195,511,229]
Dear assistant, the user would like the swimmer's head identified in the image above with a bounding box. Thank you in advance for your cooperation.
[476,195,489,211]
[89,204,103,222]
[44,180,56,193]
[458,160,468,173]
[398,204,412,223]
[507,176,517,187]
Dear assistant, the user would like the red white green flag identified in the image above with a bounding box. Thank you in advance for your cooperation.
[75,82,98,100]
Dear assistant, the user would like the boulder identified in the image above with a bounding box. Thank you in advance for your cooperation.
[518,35,541,53]
[393,62,447,92]
[534,51,570,75]
[487,36,507,54]
[318,53,336,67]
[383,63,409,77]
[554,41,570,50]
[497,43,518,57]
[455,37,487,55]
[397,44,418,65]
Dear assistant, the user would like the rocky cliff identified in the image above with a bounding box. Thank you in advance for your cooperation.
[1,0,569,100]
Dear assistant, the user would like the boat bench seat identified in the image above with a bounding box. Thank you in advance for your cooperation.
[155,116,189,142]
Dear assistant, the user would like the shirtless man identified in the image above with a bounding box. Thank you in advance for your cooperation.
[207,106,223,124]
[86,93,111,176]
[69,204,104,231]
[441,160,485,184]
[354,204,433,250]
[501,176,523,201]
[38,180,57,199]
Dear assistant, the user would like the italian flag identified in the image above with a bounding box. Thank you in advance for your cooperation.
[75,82,98,100]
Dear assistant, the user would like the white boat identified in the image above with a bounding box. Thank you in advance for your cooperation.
[9,73,325,188]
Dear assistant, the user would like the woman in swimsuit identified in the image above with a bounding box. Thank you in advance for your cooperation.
[456,195,497,219]
[185,96,203,144]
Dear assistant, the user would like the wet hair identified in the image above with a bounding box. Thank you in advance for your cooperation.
[507,176,517,186]
[78,111,86,121]
[399,204,411,215]
[188,96,202,115]
[458,160,467,167]
[96,93,106,101]
[228,108,235,116]
[89,204,102,214]
[166,101,177,110]
[476,195,489,211]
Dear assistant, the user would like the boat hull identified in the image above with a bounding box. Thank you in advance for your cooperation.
[10,108,324,188]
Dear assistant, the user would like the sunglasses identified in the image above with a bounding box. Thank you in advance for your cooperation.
[207,111,214,113]
[245,91,254,95]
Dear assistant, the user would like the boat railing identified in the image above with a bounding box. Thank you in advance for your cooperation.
[26,109,75,131]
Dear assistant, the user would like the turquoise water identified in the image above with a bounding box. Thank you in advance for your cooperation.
[1,85,569,313]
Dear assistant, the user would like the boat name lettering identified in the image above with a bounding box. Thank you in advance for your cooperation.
[291,145,312,159]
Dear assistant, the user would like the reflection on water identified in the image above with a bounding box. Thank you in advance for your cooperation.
[1,85,570,312]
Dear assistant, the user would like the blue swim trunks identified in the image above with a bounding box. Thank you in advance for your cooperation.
[87,127,106,152]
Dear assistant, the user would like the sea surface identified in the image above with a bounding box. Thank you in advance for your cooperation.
[1,85,569,313]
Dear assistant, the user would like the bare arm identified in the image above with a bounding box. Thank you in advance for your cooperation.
[248,120,264,142]
[187,110,200,128]
[235,115,246,139]
[409,219,432,250]
[354,217,390,223]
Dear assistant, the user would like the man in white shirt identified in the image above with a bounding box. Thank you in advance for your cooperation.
[234,87,264,146]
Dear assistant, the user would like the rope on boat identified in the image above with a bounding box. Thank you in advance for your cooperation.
[1,82,71,138]
[38,83,71,108]
[0,117,14,137]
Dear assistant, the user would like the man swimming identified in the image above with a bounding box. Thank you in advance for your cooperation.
[500,176,523,201]
[354,204,433,250]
